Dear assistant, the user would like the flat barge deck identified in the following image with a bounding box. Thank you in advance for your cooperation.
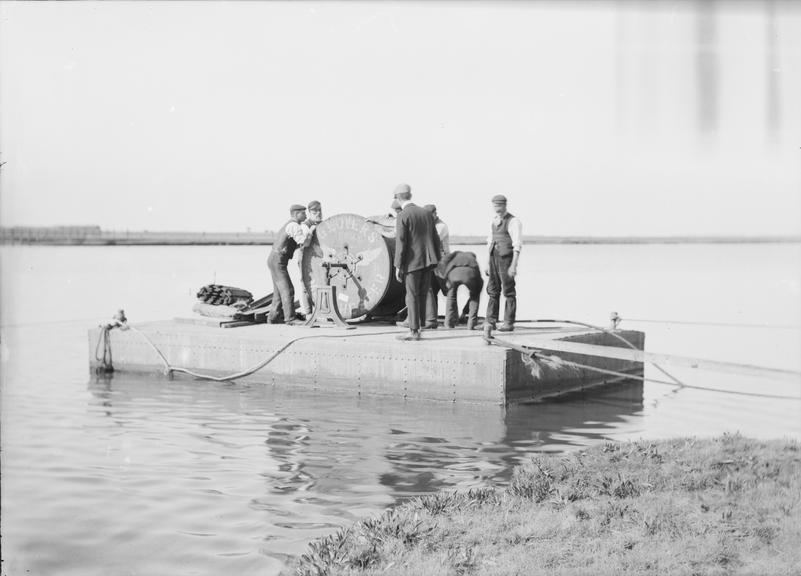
[88,321,644,405]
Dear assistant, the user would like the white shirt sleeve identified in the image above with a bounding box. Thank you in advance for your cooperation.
[508,217,523,252]
[300,222,317,248]
[285,221,311,246]
[437,221,450,255]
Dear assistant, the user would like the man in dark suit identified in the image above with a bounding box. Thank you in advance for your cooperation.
[435,251,484,330]
[393,183,442,341]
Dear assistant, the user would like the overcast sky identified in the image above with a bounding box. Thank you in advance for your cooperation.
[1,1,799,236]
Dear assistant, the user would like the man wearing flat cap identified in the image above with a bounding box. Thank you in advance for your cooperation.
[267,204,316,325]
[393,183,442,341]
[484,194,522,331]
[297,200,324,319]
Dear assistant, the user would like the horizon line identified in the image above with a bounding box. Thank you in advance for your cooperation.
[1,225,800,246]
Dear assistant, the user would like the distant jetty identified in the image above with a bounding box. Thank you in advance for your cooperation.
[0,226,276,246]
[2,226,799,246]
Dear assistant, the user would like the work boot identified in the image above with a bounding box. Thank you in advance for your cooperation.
[423,322,438,330]
[497,323,514,332]
[395,330,421,341]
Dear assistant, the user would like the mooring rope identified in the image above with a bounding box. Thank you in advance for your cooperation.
[485,334,801,401]
[512,318,685,388]
[127,325,405,382]
[93,325,114,372]
[98,312,799,401]
[619,317,801,331]
[3,316,116,329]
[93,310,130,373]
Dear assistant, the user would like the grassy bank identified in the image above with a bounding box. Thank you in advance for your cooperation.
[292,435,801,575]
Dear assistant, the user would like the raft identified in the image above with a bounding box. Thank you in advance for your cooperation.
[88,321,645,404]
[88,212,648,403]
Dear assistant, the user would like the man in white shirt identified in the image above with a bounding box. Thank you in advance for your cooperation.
[267,204,316,325]
[484,194,522,332]
[297,200,324,318]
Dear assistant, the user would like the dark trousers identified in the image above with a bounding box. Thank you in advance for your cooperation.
[486,250,516,325]
[444,267,483,328]
[425,270,440,326]
[404,268,431,332]
[267,252,296,323]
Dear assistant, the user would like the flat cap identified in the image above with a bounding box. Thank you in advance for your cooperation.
[307,200,321,210]
[423,204,437,213]
[393,183,411,197]
[289,204,306,213]
[491,194,507,204]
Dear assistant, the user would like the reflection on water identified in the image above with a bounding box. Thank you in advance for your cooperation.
[2,239,800,576]
[9,370,635,576]
[87,372,645,497]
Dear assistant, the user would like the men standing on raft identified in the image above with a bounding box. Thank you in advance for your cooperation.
[484,194,522,332]
[298,200,323,319]
[393,183,442,341]
[268,204,316,325]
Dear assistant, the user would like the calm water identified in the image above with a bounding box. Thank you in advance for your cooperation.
[2,244,800,576]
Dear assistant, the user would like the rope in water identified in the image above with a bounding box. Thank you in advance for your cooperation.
[97,314,799,400]
[516,320,801,383]
[513,318,685,387]
[618,317,801,330]
[485,334,801,401]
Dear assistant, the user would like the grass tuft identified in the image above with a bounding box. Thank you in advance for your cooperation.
[291,436,801,576]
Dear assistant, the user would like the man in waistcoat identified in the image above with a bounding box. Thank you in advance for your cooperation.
[267,204,316,325]
[393,183,442,341]
[435,250,483,330]
[484,194,522,332]
[297,200,324,319]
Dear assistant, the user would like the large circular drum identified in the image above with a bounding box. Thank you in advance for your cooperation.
[301,213,405,320]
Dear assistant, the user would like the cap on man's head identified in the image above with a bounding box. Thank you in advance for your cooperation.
[423,204,437,213]
[307,200,321,210]
[289,204,307,213]
[491,194,507,204]
[393,183,411,197]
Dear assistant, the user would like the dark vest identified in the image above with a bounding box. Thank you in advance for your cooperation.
[273,220,300,265]
[490,212,515,257]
